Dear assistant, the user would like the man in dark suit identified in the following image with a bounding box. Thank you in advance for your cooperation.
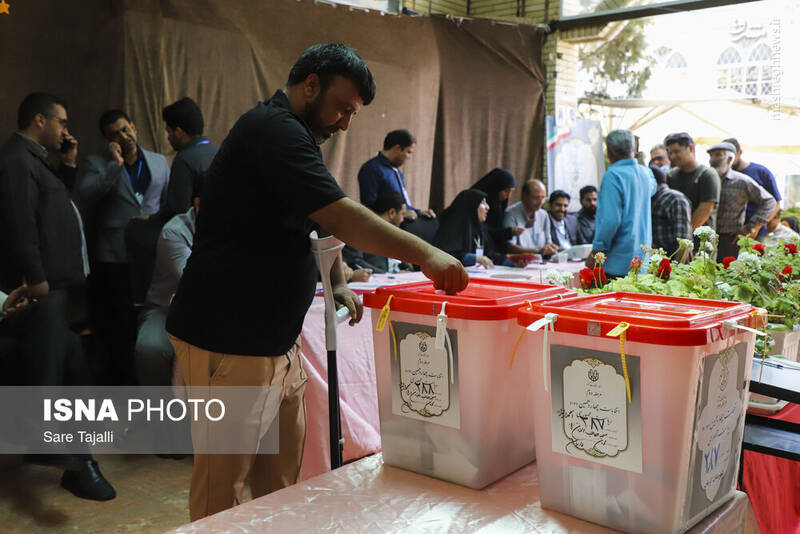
[0,93,85,297]
[548,190,579,250]
[0,92,115,500]
[78,109,170,385]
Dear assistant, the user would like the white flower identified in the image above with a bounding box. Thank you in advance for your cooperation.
[545,269,561,285]
[696,251,710,260]
[677,238,693,250]
[560,272,573,286]
[647,254,665,274]
[693,226,716,241]
[732,251,761,272]
[701,240,714,254]
[716,282,733,294]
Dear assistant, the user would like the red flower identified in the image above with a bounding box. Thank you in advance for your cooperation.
[629,257,643,273]
[785,243,798,255]
[751,243,766,255]
[722,256,736,269]
[657,258,672,280]
[579,268,594,289]
[593,267,607,287]
[782,265,793,279]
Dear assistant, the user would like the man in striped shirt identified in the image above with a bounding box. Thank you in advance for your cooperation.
[708,142,776,259]
[650,166,692,259]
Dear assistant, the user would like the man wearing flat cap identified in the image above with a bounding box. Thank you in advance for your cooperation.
[708,141,776,259]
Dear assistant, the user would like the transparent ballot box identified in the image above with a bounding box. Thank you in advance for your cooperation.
[516,292,765,533]
[364,279,575,489]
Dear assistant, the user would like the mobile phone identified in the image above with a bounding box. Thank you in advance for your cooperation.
[60,139,75,153]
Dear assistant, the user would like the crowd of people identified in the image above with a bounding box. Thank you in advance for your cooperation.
[351,127,791,282]
[0,40,793,523]
[0,43,466,519]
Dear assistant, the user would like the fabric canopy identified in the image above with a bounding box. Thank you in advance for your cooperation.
[0,0,545,211]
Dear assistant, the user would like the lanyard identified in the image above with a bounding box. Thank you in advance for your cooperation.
[130,159,143,181]
[196,140,210,145]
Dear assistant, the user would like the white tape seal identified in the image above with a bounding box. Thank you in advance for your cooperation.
[527,313,559,392]
[435,302,455,384]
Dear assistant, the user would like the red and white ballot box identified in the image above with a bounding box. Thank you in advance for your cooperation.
[364,279,574,489]
[516,292,766,534]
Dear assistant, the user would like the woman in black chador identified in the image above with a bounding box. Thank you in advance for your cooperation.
[433,189,512,268]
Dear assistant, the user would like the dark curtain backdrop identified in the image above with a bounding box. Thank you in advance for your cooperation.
[0,0,544,212]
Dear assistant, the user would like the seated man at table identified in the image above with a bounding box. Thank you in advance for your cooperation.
[504,179,558,257]
[547,190,580,250]
[572,185,597,245]
[343,189,411,274]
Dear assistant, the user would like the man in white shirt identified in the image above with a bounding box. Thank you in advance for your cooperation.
[504,179,559,256]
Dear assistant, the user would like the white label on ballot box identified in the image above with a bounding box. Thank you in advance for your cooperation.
[390,322,460,429]
[683,343,747,525]
[551,345,643,473]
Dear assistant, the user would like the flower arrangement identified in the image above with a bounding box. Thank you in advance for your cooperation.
[579,252,607,289]
[579,226,800,354]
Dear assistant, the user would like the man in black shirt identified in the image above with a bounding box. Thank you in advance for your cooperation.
[167,43,467,520]
[160,97,218,222]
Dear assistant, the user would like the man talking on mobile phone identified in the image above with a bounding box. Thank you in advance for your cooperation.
[0,93,88,301]
[0,93,113,500]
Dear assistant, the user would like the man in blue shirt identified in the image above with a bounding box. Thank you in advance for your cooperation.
[587,130,657,278]
[357,129,435,221]
[723,138,781,237]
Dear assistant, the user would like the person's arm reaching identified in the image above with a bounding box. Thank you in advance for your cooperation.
[311,197,469,294]
[743,182,777,238]
[691,202,715,230]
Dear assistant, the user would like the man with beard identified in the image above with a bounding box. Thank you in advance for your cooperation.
[547,190,579,250]
[708,142,775,259]
[573,185,597,244]
[723,137,781,238]
[166,43,467,520]
[78,109,170,384]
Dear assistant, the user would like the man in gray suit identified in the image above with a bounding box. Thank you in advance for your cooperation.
[78,110,169,385]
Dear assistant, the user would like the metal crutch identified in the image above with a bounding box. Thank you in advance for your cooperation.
[310,231,354,470]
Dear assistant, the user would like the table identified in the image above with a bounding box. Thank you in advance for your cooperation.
[741,360,800,533]
[168,454,759,533]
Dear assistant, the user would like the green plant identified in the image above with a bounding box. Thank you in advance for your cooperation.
[578,19,654,99]
[580,227,800,352]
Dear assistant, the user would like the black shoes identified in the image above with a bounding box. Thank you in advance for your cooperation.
[60,460,116,501]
